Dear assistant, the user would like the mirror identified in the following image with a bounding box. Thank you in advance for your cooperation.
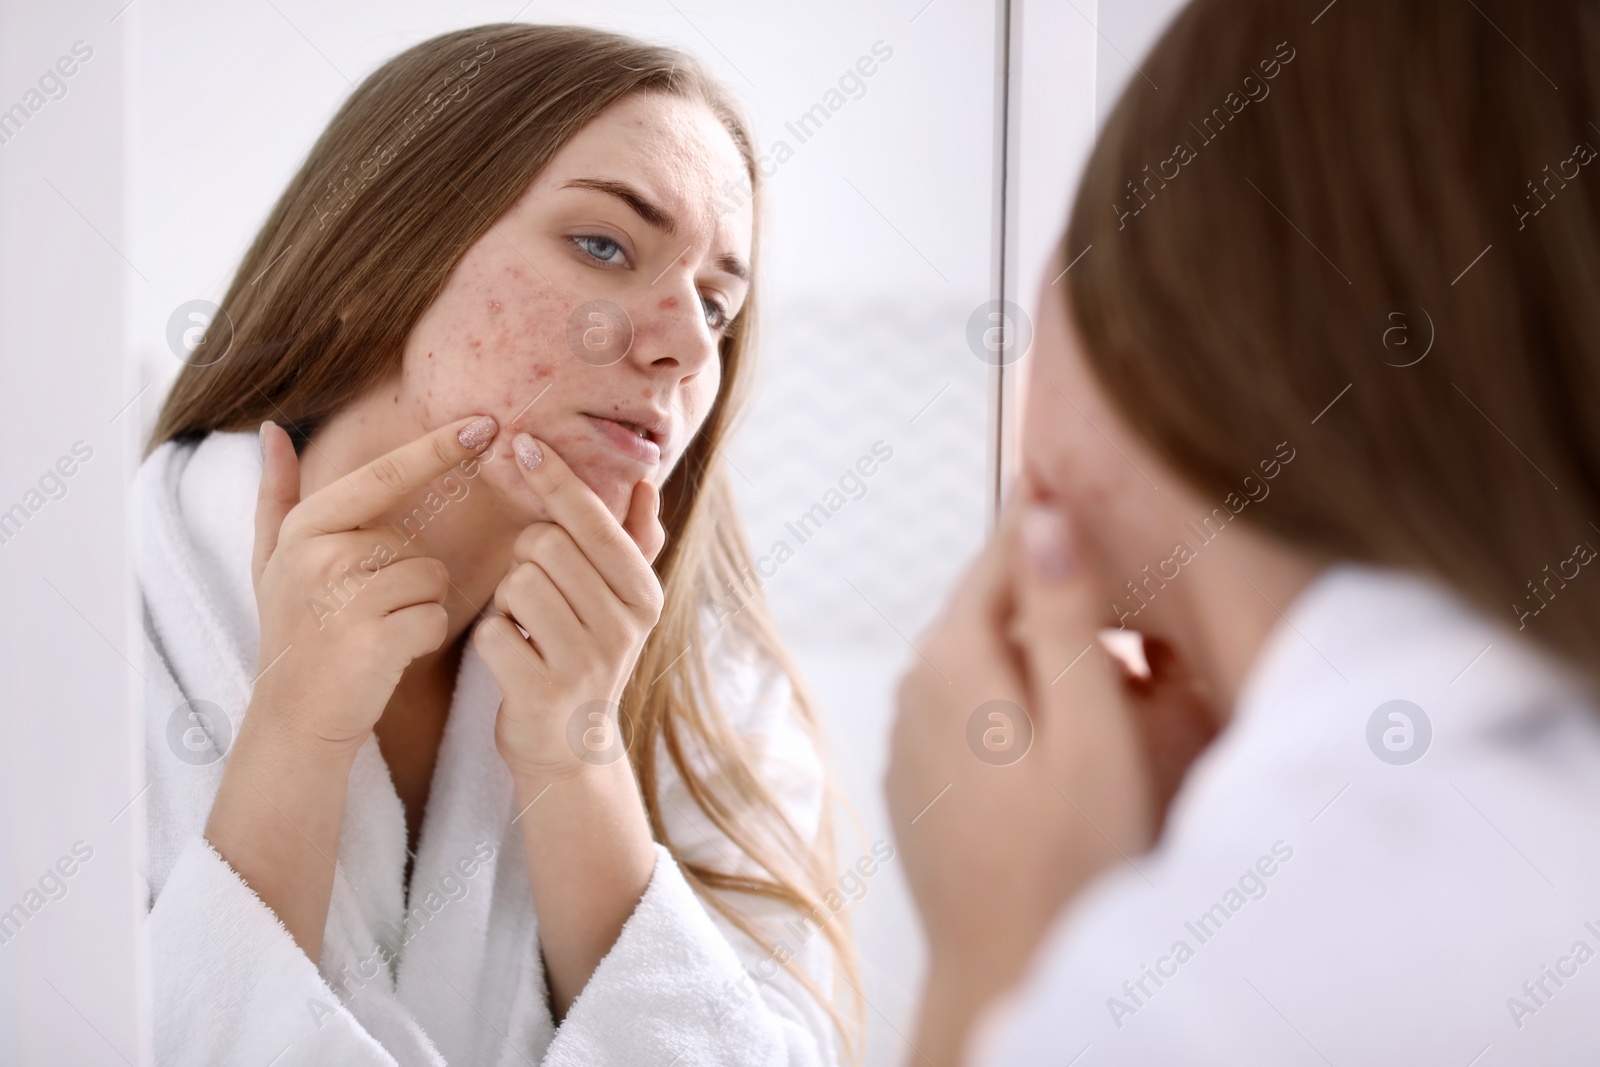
[0,1,1098,1062]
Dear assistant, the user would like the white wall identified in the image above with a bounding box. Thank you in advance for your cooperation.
[0,2,147,1064]
[1097,0,1188,126]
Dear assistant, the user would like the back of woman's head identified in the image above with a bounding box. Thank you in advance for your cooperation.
[1067,0,1600,676]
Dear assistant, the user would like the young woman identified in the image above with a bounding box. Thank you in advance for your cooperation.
[136,24,858,1065]
[889,0,1600,1063]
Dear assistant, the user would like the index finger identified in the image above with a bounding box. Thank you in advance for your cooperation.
[509,433,653,607]
[287,414,497,539]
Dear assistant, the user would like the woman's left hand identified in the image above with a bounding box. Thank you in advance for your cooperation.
[886,480,1212,1064]
[474,432,666,785]
[473,432,667,1018]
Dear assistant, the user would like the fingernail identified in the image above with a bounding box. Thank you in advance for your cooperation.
[1021,502,1075,580]
[457,415,497,450]
[258,420,272,463]
[513,432,544,471]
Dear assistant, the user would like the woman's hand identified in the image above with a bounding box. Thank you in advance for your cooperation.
[247,415,496,755]
[472,432,665,1018]
[886,479,1217,1065]
[474,432,665,783]
[204,414,496,961]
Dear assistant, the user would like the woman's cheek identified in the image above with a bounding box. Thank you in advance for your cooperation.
[401,354,556,437]
[494,290,578,428]
[410,255,577,415]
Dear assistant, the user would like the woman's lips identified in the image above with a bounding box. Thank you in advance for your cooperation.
[583,413,662,465]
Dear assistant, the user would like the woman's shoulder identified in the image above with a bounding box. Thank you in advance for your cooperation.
[137,429,269,899]
[135,428,263,686]
[134,430,262,597]
[1205,563,1599,773]
[135,430,260,508]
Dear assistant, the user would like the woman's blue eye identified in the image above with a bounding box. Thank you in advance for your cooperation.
[574,235,624,264]
[702,297,731,333]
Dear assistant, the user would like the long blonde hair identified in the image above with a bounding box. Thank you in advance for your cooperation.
[147,22,861,1056]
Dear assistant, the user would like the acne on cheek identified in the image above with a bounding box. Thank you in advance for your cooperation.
[407,349,555,437]
[501,362,557,432]
[450,281,571,425]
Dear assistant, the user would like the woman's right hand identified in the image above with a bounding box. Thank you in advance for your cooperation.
[203,414,496,962]
[248,414,496,754]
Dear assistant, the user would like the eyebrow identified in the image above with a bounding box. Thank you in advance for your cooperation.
[562,177,677,236]
[714,253,749,283]
[562,176,751,283]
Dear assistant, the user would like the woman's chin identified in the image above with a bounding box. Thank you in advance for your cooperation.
[574,466,639,523]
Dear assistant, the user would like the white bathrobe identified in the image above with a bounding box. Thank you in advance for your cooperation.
[973,564,1600,1065]
[135,430,841,1066]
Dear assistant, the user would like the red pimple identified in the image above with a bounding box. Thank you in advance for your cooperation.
[471,339,482,349]
[658,296,678,310]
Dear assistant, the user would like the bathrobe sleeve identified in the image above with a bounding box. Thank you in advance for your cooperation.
[540,617,843,1067]
[149,837,433,1067]
[143,612,443,1067]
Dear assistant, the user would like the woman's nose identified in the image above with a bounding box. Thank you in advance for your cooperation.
[630,283,718,377]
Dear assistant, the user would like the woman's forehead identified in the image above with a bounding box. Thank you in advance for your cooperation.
[543,94,750,234]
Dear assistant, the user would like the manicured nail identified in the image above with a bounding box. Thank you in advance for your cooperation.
[1021,502,1076,580]
[513,432,544,471]
[457,415,497,450]
[258,420,272,462]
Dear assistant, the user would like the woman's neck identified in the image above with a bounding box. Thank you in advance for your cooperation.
[1163,525,1323,720]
